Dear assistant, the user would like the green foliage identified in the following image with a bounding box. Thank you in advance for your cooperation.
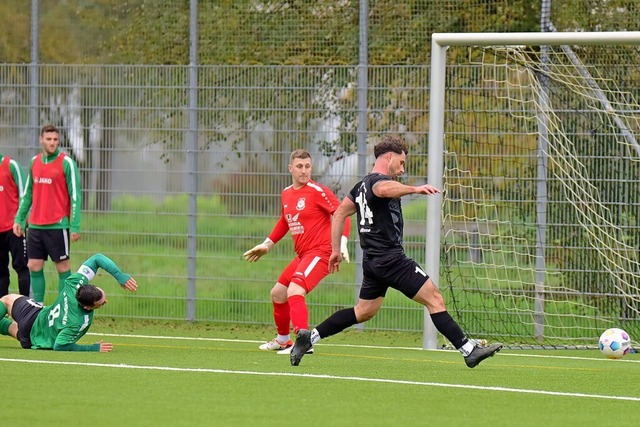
[4,1,640,65]
[552,0,640,32]
[0,0,30,62]
[0,0,136,63]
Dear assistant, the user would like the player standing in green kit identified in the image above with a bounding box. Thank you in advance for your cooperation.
[13,125,82,303]
[0,253,137,352]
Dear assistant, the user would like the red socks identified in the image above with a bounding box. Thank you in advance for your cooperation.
[273,301,290,336]
[287,294,308,333]
[273,295,309,335]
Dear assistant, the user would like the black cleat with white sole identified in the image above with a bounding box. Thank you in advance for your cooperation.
[290,329,312,366]
[464,342,503,368]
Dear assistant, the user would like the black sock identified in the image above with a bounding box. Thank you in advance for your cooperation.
[315,307,358,339]
[430,311,468,349]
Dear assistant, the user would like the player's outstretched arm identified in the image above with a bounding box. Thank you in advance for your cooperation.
[54,325,114,352]
[121,277,138,292]
[99,341,114,352]
[244,215,288,262]
[53,342,97,351]
[374,180,441,198]
[53,341,113,352]
[78,253,134,289]
[243,238,274,262]
[413,183,441,195]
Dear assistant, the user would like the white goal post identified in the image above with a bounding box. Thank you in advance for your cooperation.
[425,32,640,349]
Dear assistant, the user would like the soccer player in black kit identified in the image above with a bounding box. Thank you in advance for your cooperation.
[290,135,502,368]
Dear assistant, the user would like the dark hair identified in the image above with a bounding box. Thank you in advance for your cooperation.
[290,149,312,163]
[40,125,59,136]
[76,285,103,307]
[374,135,407,158]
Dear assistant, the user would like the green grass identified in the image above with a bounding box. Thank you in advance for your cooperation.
[1,319,638,427]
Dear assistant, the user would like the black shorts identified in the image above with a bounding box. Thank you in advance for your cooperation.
[11,296,43,349]
[360,252,430,300]
[26,228,70,262]
[0,229,28,271]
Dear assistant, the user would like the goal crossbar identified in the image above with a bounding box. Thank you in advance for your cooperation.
[432,31,640,47]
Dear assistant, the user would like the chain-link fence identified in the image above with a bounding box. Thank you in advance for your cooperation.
[1,0,639,345]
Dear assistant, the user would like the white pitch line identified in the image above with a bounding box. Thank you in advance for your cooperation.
[0,357,638,402]
[86,332,640,363]
[88,332,421,350]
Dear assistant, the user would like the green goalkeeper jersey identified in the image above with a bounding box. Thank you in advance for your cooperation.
[29,253,131,351]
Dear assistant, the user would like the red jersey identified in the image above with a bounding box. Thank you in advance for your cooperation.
[29,152,71,226]
[0,156,20,232]
[268,180,349,257]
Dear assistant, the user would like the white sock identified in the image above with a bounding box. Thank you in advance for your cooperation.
[277,334,291,343]
[310,328,321,345]
[460,341,475,357]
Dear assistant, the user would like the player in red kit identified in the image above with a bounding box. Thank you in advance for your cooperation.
[244,149,351,354]
[0,153,30,297]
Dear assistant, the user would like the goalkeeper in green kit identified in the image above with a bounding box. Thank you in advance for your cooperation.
[0,253,137,352]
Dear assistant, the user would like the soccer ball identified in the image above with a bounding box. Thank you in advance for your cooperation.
[598,328,631,359]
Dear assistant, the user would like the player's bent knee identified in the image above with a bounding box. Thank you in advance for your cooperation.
[413,285,446,312]
[357,311,376,322]
[1,294,21,312]
[287,277,308,297]
[354,305,380,322]
[270,284,288,303]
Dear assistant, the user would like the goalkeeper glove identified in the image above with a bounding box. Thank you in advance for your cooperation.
[340,235,350,263]
[243,238,274,262]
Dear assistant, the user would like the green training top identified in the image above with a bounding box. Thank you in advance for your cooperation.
[29,253,131,351]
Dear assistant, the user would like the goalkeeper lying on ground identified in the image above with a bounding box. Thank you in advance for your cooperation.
[0,253,137,352]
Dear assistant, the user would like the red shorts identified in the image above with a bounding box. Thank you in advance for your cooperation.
[277,252,330,293]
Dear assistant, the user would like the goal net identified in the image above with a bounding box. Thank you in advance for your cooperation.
[427,32,640,348]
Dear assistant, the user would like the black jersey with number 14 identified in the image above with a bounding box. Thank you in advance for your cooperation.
[347,173,404,256]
